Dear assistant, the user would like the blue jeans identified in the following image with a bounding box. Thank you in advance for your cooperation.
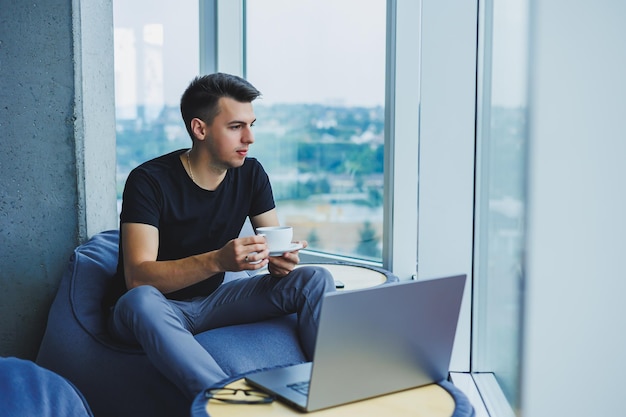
[108,266,335,400]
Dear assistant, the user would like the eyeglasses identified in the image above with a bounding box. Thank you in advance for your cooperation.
[204,388,275,405]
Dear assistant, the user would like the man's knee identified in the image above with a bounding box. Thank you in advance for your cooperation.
[295,266,335,293]
[116,285,164,316]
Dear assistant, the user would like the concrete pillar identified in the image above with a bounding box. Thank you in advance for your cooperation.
[0,0,117,359]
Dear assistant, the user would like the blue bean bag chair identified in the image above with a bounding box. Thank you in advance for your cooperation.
[36,230,308,417]
[0,356,93,417]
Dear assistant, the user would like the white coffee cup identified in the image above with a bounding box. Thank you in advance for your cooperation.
[256,226,293,251]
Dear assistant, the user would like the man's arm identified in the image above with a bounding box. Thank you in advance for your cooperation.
[121,222,269,293]
[251,209,308,278]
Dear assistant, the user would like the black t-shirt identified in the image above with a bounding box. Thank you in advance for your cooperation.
[105,149,275,305]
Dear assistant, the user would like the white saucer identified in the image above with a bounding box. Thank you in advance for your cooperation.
[269,243,303,256]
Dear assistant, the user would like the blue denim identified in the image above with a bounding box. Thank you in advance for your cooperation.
[108,266,335,400]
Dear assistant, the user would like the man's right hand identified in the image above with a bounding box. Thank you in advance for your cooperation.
[216,235,270,272]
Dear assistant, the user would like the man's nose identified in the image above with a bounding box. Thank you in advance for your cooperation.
[242,126,254,143]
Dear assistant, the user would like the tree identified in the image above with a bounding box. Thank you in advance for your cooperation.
[355,221,381,259]
[307,229,321,249]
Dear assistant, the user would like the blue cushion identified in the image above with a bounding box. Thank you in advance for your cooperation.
[439,379,476,417]
[37,230,306,417]
[195,315,303,377]
[0,357,93,417]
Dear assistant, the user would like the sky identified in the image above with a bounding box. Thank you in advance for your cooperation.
[490,0,529,108]
[113,0,386,108]
[113,0,527,109]
[245,0,387,107]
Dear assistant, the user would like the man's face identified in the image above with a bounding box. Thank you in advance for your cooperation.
[199,97,256,170]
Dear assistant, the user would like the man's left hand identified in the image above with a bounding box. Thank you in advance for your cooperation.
[267,240,308,277]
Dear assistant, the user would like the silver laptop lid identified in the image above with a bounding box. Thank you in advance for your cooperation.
[306,274,466,411]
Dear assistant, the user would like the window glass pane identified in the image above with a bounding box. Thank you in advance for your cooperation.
[474,0,528,408]
[113,0,199,210]
[245,0,386,262]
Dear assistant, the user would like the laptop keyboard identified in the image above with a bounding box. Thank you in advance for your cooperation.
[287,381,310,396]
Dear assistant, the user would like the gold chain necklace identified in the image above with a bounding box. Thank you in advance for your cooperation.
[186,150,195,182]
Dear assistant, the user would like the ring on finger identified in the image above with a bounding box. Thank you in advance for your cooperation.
[245,255,249,262]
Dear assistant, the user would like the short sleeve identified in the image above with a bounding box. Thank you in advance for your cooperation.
[248,159,276,217]
[119,168,162,228]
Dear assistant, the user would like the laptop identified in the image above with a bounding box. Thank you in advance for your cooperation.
[245,274,466,412]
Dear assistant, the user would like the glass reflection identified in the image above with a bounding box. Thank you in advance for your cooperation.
[474,0,528,409]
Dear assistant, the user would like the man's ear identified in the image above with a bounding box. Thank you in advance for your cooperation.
[190,118,207,140]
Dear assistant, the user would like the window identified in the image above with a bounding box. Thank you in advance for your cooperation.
[113,0,199,209]
[245,0,387,263]
[473,0,528,409]
[416,0,522,414]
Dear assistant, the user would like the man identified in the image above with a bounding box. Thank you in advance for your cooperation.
[106,73,335,400]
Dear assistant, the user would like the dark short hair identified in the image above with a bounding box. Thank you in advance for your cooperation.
[180,73,261,138]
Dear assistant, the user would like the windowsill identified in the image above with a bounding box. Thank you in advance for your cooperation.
[299,249,384,269]
[240,259,394,291]
[449,372,516,417]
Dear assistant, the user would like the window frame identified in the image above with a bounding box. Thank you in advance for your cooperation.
[416,0,477,373]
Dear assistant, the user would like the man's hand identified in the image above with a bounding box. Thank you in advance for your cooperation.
[267,240,308,277]
[216,235,270,272]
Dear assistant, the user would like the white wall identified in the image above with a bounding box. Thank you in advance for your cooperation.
[521,1,626,416]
